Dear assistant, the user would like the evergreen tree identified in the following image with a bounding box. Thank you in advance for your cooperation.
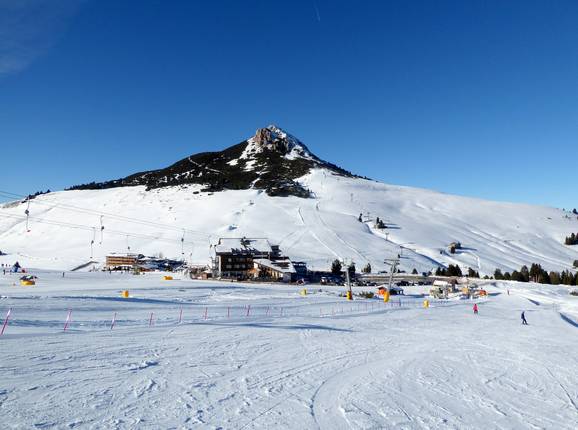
[520,265,530,282]
[565,233,578,245]
[529,263,543,281]
[331,259,342,275]
[347,262,356,277]
[467,267,479,278]
[573,260,578,268]
[503,272,511,280]
[412,268,418,275]
[446,264,462,277]
[362,262,372,274]
[549,271,561,285]
[494,268,503,280]
[511,270,523,282]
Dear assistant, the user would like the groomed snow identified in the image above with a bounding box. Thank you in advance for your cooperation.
[1,271,577,429]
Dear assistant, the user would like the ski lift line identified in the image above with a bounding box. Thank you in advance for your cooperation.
[0,190,210,238]
[0,213,200,246]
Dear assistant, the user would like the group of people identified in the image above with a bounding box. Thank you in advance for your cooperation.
[472,303,528,325]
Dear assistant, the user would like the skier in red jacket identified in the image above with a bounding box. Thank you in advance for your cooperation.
[473,303,478,314]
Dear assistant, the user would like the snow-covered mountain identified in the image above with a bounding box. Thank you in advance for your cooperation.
[67,125,358,198]
[1,125,578,274]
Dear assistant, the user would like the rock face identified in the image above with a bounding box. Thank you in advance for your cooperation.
[254,128,274,147]
[68,125,360,198]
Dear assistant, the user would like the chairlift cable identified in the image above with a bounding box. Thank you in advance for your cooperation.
[0,189,210,239]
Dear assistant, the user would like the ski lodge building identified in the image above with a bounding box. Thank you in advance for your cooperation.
[213,237,305,282]
[105,253,140,270]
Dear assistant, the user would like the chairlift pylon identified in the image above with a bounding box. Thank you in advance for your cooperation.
[24,198,31,232]
[99,215,104,244]
[90,227,96,259]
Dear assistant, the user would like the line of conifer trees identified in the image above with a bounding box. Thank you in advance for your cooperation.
[564,233,578,245]
[494,263,578,286]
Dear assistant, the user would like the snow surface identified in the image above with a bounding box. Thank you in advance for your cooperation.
[1,168,578,275]
[1,271,577,428]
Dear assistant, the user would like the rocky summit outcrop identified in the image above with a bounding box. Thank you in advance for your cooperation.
[68,125,360,198]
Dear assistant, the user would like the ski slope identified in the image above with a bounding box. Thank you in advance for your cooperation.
[2,168,578,275]
[1,271,577,428]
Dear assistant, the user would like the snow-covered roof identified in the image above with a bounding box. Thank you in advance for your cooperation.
[253,258,296,274]
[215,238,272,255]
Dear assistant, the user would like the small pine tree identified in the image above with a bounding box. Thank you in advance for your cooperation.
[573,260,578,268]
[412,268,418,275]
[331,259,342,275]
[520,265,530,282]
[550,271,561,285]
[494,268,503,280]
[348,262,356,278]
[538,271,551,284]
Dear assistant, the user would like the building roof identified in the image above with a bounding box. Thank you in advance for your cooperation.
[106,253,140,258]
[215,237,273,255]
[253,258,296,274]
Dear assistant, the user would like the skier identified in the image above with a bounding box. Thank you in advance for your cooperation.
[473,303,478,314]
[521,311,528,325]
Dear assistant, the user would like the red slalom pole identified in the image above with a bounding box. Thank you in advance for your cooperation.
[178,307,183,324]
[0,308,11,336]
[110,312,117,330]
[63,309,72,332]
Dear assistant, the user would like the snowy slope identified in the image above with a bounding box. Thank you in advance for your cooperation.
[1,166,578,275]
[1,272,577,428]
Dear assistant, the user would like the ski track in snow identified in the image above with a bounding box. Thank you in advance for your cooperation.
[1,272,577,429]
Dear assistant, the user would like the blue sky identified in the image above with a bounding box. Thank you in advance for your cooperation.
[1,0,577,208]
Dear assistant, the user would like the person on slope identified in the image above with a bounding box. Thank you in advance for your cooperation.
[473,303,478,314]
[521,311,528,325]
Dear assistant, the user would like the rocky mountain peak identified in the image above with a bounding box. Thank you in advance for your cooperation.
[252,125,302,155]
[67,125,360,198]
